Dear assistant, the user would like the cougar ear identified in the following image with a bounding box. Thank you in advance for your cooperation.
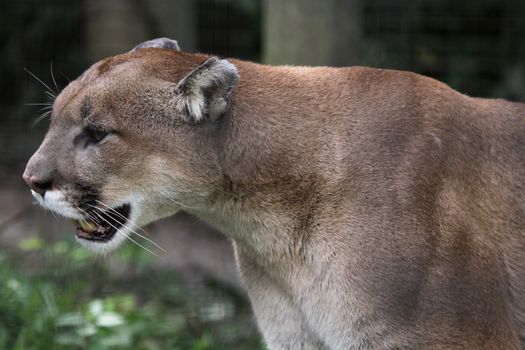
[174,57,239,122]
[131,38,180,51]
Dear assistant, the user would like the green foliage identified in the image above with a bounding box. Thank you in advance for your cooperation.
[0,237,264,350]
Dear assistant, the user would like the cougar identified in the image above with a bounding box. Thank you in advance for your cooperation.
[24,38,525,349]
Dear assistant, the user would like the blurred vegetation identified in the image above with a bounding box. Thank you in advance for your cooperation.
[0,236,263,349]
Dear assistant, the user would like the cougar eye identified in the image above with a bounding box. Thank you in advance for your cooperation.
[74,125,110,148]
[85,126,108,143]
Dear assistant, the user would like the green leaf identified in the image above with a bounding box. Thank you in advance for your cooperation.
[96,312,124,328]
[18,236,44,251]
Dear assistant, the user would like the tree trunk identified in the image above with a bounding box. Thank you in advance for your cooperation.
[263,0,362,66]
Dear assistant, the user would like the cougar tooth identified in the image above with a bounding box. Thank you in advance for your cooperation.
[79,220,97,233]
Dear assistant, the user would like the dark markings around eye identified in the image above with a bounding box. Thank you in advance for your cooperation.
[73,125,109,148]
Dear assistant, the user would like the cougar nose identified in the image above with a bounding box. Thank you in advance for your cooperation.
[23,172,53,196]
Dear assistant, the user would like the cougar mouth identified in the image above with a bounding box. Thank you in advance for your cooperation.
[73,204,131,242]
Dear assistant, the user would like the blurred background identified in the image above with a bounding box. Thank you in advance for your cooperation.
[0,0,524,349]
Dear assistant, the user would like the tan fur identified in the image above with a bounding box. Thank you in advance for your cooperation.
[24,46,525,349]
